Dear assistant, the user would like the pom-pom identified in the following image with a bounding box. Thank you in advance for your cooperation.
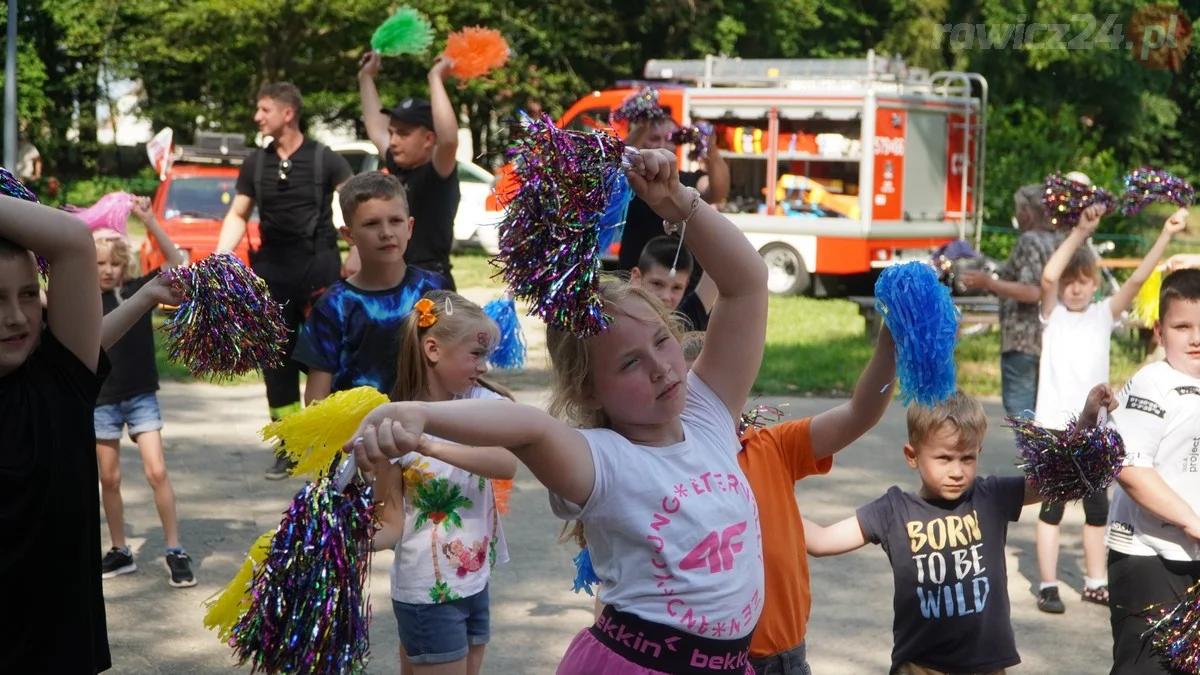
[613,87,669,125]
[1133,266,1164,327]
[571,546,602,596]
[668,122,713,162]
[0,168,49,277]
[1042,172,1118,229]
[491,114,628,336]
[228,460,375,674]
[73,191,134,239]
[162,252,289,380]
[493,478,512,516]
[262,386,390,479]
[739,404,786,436]
[203,529,276,643]
[443,27,509,80]
[1006,416,1125,503]
[1147,581,1200,673]
[597,171,633,254]
[370,6,433,56]
[482,295,526,370]
[1121,168,1196,216]
[874,262,961,407]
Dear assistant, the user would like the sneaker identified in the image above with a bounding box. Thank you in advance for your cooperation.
[264,455,295,480]
[165,551,197,588]
[1038,586,1066,614]
[101,547,137,579]
[1082,585,1110,606]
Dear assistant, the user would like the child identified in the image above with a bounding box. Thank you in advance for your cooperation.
[94,197,195,587]
[367,290,517,675]
[1106,268,1200,674]
[350,148,770,673]
[804,388,1113,675]
[1033,205,1186,613]
[0,193,109,671]
[292,171,450,406]
[630,235,715,331]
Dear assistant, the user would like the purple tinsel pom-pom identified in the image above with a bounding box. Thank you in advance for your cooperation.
[613,87,669,125]
[1007,416,1125,503]
[1042,172,1118,230]
[1121,168,1196,216]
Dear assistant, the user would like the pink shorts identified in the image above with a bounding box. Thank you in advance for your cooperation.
[556,628,755,675]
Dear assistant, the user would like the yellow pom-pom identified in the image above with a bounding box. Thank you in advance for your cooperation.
[1133,266,1163,327]
[202,529,275,642]
[261,387,390,478]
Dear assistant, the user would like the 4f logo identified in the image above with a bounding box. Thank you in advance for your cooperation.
[680,522,747,573]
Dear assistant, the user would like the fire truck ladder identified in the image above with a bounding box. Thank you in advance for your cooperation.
[930,72,988,248]
[644,50,934,90]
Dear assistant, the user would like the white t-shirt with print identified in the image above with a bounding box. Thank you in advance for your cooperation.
[549,372,765,640]
[390,385,510,604]
[1108,361,1200,562]
[1035,299,1116,430]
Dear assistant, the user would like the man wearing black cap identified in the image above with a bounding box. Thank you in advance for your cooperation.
[357,52,460,289]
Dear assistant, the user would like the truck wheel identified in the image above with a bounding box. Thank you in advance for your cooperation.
[760,243,811,296]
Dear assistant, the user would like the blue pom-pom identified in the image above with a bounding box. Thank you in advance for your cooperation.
[874,262,961,407]
[482,295,526,370]
[571,546,602,595]
[597,172,633,255]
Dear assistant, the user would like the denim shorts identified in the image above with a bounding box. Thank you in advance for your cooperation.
[94,392,163,441]
[392,585,490,664]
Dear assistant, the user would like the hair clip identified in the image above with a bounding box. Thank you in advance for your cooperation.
[414,298,437,328]
[444,297,454,316]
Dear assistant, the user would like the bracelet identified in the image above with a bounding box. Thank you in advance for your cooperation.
[662,187,701,235]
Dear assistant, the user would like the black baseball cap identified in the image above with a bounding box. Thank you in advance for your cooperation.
[382,98,433,130]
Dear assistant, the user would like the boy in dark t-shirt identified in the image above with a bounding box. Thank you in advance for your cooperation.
[629,235,715,332]
[0,191,111,672]
[293,172,449,402]
[804,388,1115,674]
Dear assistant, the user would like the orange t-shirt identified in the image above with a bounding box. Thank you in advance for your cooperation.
[738,417,832,658]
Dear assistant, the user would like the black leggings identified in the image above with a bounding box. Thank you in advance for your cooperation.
[1108,551,1200,675]
[1039,490,1110,526]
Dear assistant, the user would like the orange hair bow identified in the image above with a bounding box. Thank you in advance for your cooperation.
[414,298,437,328]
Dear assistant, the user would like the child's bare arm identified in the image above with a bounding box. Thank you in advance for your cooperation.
[348,399,595,506]
[0,198,103,370]
[1117,467,1200,542]
[370,460,407,552]
[1040,206,1101,319]
[418,438,519,480]
[132,197,184,268]
[803,515,869,557]
[304,370,333,406]
[100,276,182,349]
[809,325,896,460]
[1109,208,1188,319]
[626,150,769,421]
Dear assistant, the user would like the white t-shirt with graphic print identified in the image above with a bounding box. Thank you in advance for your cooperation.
[1035,299,1116,431]
[390,385,511,604]
[1108,361,1200,562]
[549,371,765,640]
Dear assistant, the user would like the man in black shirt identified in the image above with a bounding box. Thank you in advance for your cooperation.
[357,52,461,289]
[217,82,354,479]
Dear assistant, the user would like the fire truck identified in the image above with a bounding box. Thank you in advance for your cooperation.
[490,51,988,296]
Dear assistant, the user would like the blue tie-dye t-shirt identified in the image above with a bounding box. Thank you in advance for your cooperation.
[292,267,449,395]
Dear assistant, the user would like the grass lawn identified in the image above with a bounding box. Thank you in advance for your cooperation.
[450,249,504,289]
[755,296,1146,398]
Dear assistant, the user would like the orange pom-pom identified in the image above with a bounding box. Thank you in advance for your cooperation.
[443,27,509,80]
[492,478,512,516]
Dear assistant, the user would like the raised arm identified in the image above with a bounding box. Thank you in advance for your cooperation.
[803,516,870,557]
[132,197,183,269]
[216,194,255,253]
[348,399,595,505]
[626,150,769,420]
[808,325,896,460]
[695,128,729,204]
[357,51,391,157]
[0,197,101,370]
[427,57,459,179]
[1040,208,1100,319]
[1109,208,1187,319]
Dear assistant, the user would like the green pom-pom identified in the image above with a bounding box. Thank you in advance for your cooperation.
[370,7,434,56]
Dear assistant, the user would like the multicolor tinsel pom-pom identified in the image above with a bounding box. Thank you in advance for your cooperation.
[162,252,289,380]
[1147,581,1200,674]
[572,546,602,596]
[443,27,510,80]
[1133,266,1164,327]
[1006,416,1125,503]
[613,87,669,125]
[0,168,49,277]
[668,122,713,162]
[261,386,390,479]
[874,261,961,407]
[491,114,627,336]
[228,461,375,675]
[482,295,526,370]
[739,404,786,436]
[1121,168,1196,216]
[1041,172,1118,230]
[370,6,433,56]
